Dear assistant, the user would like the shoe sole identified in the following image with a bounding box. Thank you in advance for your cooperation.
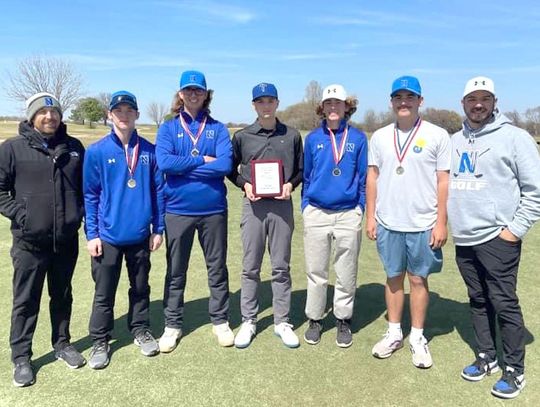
[56,355,86,369]
[336,340,353,348]
[304,336,321,345]
[491,379,526,399]
[274,333,300,348]
[372,343,404,359]
[158,337,181,353]
[88,359,109,370]
[13,378,35,387]
[461,365,500,382]
[134,339,160,357]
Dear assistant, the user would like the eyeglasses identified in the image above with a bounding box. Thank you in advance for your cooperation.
[110,94,138,110]
[182,87,206,95]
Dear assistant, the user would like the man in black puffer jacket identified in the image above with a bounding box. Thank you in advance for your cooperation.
[0,92,86,387]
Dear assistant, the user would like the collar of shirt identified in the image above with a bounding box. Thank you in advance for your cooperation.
[252,118,286,136]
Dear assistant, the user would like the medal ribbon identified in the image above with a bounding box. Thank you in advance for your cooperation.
[179,112,208,151]
[393,118,422,166]
[124,136,140,179]
[328,125,349,166]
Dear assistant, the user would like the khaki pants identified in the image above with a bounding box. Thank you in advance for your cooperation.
[303,205,363,321]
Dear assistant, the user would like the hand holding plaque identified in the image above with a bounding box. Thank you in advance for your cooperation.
[250,159,284,198]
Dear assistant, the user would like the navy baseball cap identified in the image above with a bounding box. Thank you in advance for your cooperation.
[391,76,422,97]
[109,90,138,111]
[180,70,207,90]
[252,83,278,101]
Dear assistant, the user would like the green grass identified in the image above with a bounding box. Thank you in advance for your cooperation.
[0,124,539,406]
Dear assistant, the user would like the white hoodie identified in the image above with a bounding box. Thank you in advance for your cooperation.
[448,112,540,245]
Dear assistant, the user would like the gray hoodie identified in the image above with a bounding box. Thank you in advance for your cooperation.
[448,112,540,245]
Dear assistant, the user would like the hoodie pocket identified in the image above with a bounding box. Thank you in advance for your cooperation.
[21,195,54,239]
[448,197,496,239]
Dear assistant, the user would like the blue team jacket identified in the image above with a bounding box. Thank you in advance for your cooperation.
[302,120,368,211]
[155,111,232,215]
[83,130,165,245]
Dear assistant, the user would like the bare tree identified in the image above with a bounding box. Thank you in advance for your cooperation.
[4,55,83,112]
[524,107,540,136]
[304,80,322,104]
[147,102,168,127]
[504,110,524,128]
[98,92,112,125]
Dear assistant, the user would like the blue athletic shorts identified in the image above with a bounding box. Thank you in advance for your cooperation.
[376,224,443,279]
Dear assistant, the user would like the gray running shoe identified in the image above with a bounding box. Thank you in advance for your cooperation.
[55,344,86,369]
[336,319,353,348]
[134,330,160,356]
[88,340,110,370]
[304,320,322,345]
[13,361,35,387]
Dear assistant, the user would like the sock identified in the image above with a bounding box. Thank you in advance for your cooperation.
[410,327,424,342]
[388,322,402,338]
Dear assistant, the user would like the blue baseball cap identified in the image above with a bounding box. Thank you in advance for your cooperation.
[180,70,207,90]
[109,90,138,111]
[391,76,422,97]
[252,82,278,101]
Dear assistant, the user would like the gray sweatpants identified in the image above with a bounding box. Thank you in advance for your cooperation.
[303,205,363,321]
[239,197,294,324]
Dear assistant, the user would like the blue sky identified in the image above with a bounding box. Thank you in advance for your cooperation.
[1,0,539,124]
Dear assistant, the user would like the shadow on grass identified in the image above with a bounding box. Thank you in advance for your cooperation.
[427,291,535,356]
[31,283,535,373]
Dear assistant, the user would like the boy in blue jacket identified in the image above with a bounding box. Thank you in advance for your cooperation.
[156,70,234,352]
[84,91,165,369]
[302,84,368,348]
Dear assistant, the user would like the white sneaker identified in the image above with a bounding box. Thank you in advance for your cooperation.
[372,330,404,359]
[212,322,234,347]
[409,335,433,369]
[274,322,300,348]
[158,327,182,353]
[235,320,256,349]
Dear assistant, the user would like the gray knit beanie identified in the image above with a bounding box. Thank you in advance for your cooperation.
[26,92,63,122]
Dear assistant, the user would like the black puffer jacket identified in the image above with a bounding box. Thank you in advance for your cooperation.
[0,121,85,249]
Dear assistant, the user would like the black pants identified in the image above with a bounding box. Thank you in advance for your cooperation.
[10,237,79,363]
[89,240,151,341]
[456,236,524,373]
[163,212,229,328]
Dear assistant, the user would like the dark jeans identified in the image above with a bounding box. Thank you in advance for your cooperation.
[163,212,229,328]
[89,240,151,341]
[10,237,79,363]
[456,236,524,373]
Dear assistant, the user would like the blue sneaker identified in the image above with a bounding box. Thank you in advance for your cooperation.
[491,367,526,399]
[461,353,499,381]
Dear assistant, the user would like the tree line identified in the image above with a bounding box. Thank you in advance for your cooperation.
[4,56,540,136]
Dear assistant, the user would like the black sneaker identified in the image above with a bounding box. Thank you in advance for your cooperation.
[134,330,159,357]
[88,340,110,370]
[304,320,322,345]
[13,361,35,387]
[491,367,526,399]
[336,319,353,348]
[55,344,86,369]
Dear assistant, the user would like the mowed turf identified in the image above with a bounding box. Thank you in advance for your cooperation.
[0,122,539,406]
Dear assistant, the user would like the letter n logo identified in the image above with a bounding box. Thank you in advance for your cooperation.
[458,152,476,173]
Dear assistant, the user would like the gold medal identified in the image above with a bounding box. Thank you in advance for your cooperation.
[127,178,137,188]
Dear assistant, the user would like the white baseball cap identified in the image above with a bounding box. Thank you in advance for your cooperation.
[322,84,347,102]
[463,76,495,98]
